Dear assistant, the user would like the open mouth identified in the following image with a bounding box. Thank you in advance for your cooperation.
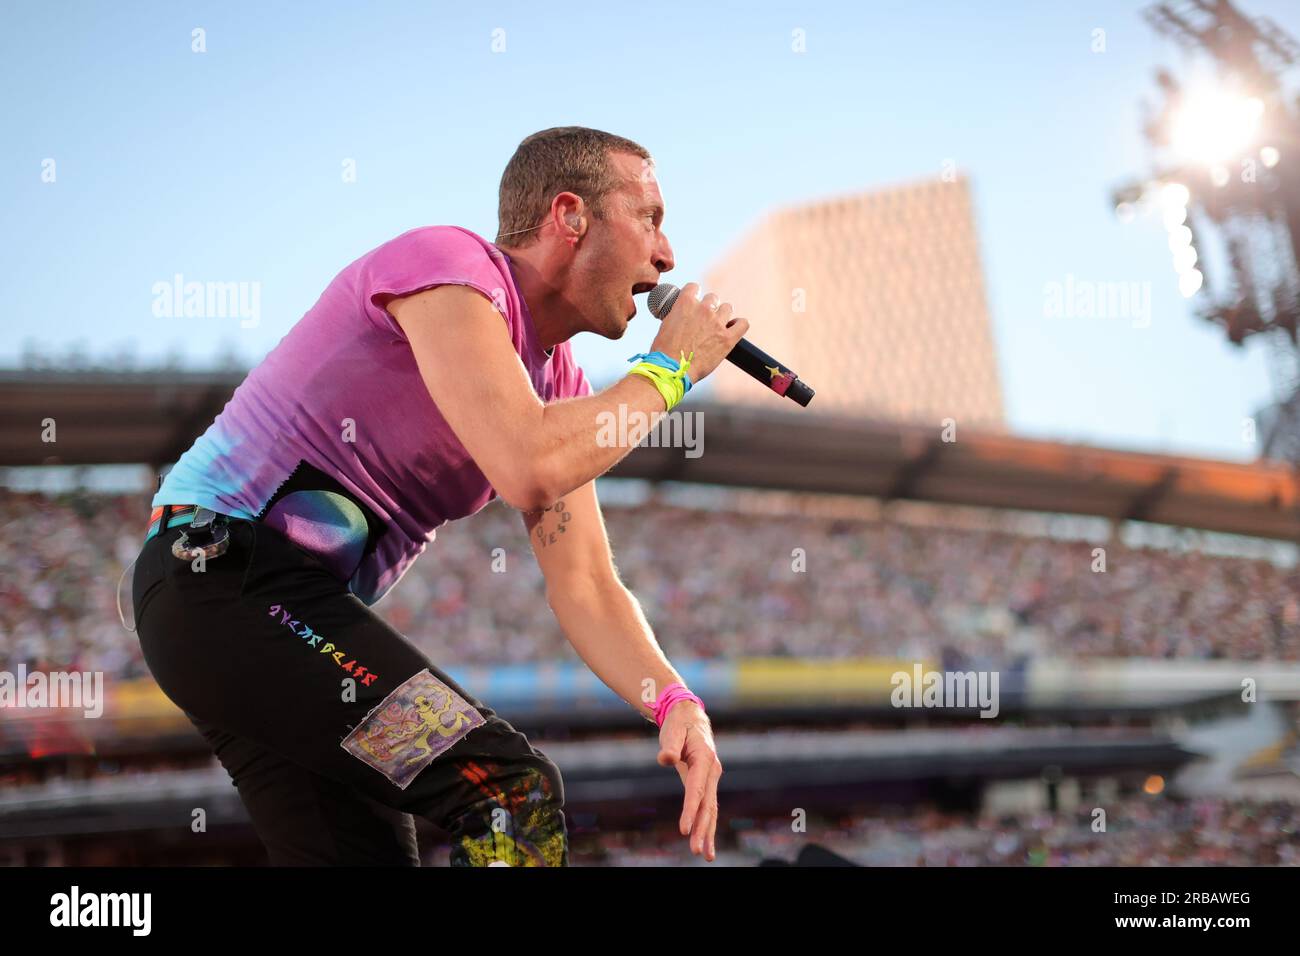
[629,282,655,319]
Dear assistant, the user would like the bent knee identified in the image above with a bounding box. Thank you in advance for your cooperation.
[449,757,568,867]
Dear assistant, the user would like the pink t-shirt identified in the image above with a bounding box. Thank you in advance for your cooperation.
[154,225,594,606]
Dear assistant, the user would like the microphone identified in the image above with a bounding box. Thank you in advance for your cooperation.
[646,283,816,407]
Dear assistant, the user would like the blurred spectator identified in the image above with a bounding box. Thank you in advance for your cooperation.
[579,796,1300,867]
[1,487,1296,679]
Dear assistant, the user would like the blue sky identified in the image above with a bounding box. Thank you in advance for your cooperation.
[3,0,1297,462]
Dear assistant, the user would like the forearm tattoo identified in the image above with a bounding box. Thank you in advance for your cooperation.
[529,499,573,549]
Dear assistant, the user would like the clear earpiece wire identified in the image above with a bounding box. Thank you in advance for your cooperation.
[116,555,138,632]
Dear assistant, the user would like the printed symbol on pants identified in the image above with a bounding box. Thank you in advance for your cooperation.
[340,669,486,789]
[267,602,379,686]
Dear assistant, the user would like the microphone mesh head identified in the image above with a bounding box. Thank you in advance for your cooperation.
[646,283,681,320]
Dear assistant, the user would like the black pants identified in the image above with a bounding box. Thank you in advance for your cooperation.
[131,515,568,866]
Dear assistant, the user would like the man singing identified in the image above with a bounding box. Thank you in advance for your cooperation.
[130,126,749,865]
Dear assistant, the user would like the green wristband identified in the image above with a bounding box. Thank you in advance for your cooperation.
[627,351,694,410]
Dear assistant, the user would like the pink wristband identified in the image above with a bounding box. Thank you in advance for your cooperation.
[652,682,705,727]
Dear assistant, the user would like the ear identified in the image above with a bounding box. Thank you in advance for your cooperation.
[552,192,585,243]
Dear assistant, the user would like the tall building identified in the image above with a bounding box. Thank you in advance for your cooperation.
[703,175,1005,430]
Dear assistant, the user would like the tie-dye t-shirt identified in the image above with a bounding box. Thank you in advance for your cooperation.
[153,225,594,606]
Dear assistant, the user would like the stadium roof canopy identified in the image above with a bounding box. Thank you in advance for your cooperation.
[2,370,1297,541]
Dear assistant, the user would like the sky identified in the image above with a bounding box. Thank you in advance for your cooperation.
[3,0,1299,463]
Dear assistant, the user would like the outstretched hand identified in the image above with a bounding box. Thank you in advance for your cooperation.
[656,701,723,862]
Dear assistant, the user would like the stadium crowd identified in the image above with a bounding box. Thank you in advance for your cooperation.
[568,797,1300,866]
[0,486,1297,680]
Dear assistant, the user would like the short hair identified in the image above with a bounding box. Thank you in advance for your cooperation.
[495,127,652,247]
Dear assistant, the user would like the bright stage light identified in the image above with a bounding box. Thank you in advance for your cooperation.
[1161,182,1190,208]
[1179,269,1204,297]
[1169,90,1263,166]
[1211,165,1230,187]
[1173,244,1198,273]
[1261,146,1280,167]
[1168,225,1193,251]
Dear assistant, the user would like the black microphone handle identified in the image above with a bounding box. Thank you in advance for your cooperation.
[723,337,815,407]
[646,284,815,407]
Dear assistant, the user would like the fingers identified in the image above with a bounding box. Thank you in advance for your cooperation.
[690,789,711,855]
[650,282,745,383]
[662,718,725,861]
[706,758,722,860]
[694,756,722,861]
[678,747,710,837]
[675,731,724,861]
[674,284,728,322]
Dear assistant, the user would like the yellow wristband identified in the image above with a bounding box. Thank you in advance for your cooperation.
[627,351,693,411]
[628,363,682,410]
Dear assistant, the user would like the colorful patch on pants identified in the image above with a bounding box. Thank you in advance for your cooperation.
[452,763,567,867]
[340,669,486,789]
